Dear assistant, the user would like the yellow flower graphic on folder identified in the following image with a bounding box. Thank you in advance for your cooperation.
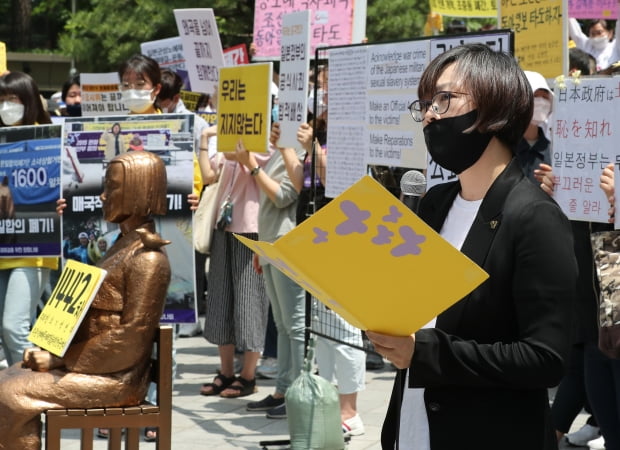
[236,176,488,336]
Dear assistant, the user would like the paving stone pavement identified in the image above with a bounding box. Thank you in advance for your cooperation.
[44,326,590,449]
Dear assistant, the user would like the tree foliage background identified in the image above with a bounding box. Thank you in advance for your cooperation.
[0,0,493,74]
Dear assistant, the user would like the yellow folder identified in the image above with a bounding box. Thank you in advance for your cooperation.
[236,175,488,336]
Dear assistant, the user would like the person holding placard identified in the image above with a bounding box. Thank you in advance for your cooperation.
[367,44,577,450]
[515,71,553,184]
[0,71,58,369]
[239,123,305,420]
[197,116,272,399]
[0,150,171,450]
[537,162,618,450]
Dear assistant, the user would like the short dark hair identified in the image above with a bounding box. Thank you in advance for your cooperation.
[118,54,162,87]
[158,68,184,101]
[418,44,533,150]
[61,75,80,102]
[0,71,52,126]
[569,47,597,75]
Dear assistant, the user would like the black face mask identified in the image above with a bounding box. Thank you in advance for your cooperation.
[423,109,492,175]
[65,103,82,117]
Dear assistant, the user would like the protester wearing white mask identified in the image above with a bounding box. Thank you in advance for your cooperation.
[569,18,620,71]
[515,70,553,184]
[118,55,161,115]
[0,71,58,377]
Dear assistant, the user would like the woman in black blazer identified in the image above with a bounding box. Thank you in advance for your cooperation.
[367,44,577,450]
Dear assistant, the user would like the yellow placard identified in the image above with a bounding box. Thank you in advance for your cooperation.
[0,42,5,75]
[236,176,489,336]
[28,260,107,357]
[217,63,272,152]
[500,0,564,78]
[429,0,497,18]
[180,90,203,112]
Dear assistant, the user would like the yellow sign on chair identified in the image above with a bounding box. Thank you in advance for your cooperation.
[236,176,488,336]
[29,260,107,356]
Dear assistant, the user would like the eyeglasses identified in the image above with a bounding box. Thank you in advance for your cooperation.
[119,80,150,91]
[408,91,469,122]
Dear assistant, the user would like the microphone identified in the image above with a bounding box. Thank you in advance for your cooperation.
[400,170,426,214]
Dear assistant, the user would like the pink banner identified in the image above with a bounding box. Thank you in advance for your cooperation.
[569,0,618,19]
[253,0,354,59]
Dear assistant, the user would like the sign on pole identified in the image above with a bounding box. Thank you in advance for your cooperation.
[277,11,311,149]
[80,73,124,117]
[253,1,355,59]
[141,37,187,73]
[217,63,273,153]
[174,9,225,96]
[552,76,618,223]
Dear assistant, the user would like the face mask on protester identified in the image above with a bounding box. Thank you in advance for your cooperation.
[65,103,82,117]
[121,89,154,114]
[531,97,552,126]
[590,35,610,50]
[308,89,327,117]
[423,109,492,175]
[0,101,25,125]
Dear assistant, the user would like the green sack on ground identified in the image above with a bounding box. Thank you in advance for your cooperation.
[285,365,344,449]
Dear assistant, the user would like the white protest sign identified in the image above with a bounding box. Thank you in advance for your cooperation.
[324,31,514,198]
[140,36,186,73]
[174,9,225,96]
[278,10,311,149]
[80,73,124,117]
[325,45,369,198]
[366,40,429,171]
[552,77,618,223]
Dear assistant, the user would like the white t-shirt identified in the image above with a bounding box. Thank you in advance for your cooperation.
[398,192,482,450]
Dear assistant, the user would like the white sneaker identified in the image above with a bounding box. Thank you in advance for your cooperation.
[588,435,606,450]
[566,424,600,446]
[0,359,7,369]
[342,414,365,437]
[177,321,202,337]
[256,357,278,379]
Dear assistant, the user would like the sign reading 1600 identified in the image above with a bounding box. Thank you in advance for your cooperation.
[11,167,48,188]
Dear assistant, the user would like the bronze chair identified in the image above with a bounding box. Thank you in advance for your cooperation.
[44,325,173,450]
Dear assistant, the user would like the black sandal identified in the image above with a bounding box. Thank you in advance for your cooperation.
[219,376,257,398]
[199,373,236,396]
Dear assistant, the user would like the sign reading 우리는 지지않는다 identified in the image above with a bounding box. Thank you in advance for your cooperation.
[28,259,107,357]
[217,63,272,153]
